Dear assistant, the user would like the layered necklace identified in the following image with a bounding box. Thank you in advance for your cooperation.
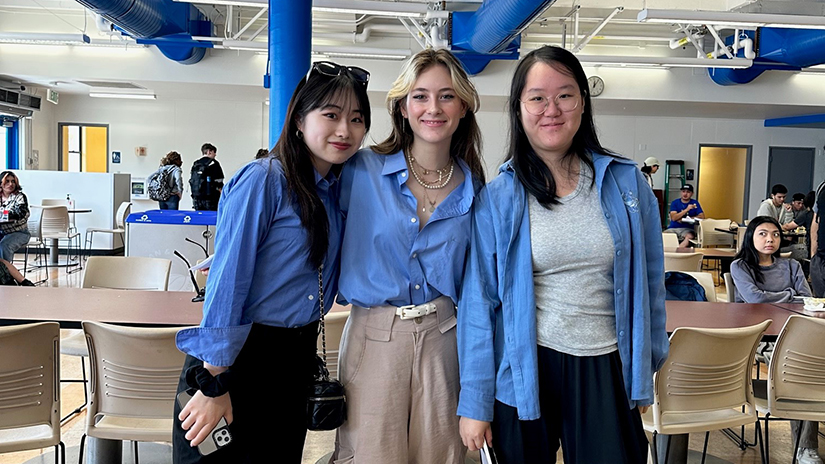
[407,153,454,213]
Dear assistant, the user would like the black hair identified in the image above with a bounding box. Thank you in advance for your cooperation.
[506,45,616,208]
[254,148,270,159]
[641,165,653,175]
[771,184,788,195]
[734,216,782,284]
[792,192,805,202]
[805,190,816,209]
[273,67,372,268]
[0,171,21,193]
[201,143,217,155]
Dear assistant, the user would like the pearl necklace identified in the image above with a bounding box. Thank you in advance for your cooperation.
[407,153,454,190]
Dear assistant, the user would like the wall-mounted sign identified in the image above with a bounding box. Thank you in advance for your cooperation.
[47,89,59,105]
[112,151,121,164]
[135,146,147,156]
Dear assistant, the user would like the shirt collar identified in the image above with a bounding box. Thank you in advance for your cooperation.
[381,150,408,177]
[314,168,338,191]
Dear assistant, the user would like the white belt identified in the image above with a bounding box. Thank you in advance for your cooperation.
[395,302,437,320]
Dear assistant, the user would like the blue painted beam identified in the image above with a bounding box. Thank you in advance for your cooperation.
[764,113,825,128]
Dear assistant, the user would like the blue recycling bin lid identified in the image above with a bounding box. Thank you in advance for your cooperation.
[126,210,217,226]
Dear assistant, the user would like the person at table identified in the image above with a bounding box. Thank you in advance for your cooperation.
[331,48,484,464]
[640,156,659,189]
[665,184,704,248]
[0,258,34,286]
[730,215,819,464]
[792,192,807,220]
[757,184,797,231]
[457,45,668,464]
[0,171,30,263]
[172,61,371,464]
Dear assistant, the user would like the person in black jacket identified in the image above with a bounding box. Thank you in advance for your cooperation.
[190,143,225,211]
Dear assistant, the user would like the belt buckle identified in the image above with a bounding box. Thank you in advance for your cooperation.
[398,304,417,320]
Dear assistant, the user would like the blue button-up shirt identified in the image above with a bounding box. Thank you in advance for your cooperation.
[176,158,342,367]
[337,148,477,308]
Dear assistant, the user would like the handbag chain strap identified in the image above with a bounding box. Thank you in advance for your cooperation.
[317,265,329,379]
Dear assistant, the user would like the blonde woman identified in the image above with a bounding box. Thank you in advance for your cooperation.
[332,49,485,464]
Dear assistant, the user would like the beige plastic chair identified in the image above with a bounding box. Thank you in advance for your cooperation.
[662,232,679,248]
[723,272,736,303]
[319,309,350,379]
[752,316,825,463]
[664,252,704,272]
[21,205,49,281]
[643,320,771,463]
[697,219,736,248]
[60,256,172,422]
[0,322,65,463]
[84,201,131,260]
[78,321,187,464]
[678,271,718,302]
[780,251,792,259]
[40,205,81,270]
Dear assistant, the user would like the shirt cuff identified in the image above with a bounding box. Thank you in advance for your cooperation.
[457,388,496,422]
[175,323,253,367]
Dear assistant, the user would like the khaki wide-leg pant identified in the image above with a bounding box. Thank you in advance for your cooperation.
[332,304,466,464]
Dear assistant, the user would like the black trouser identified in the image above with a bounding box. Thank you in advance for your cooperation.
[193,199,218,211]
[173,322,319,464]
[492,347,649,464]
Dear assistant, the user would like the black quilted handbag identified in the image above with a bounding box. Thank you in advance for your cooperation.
[307,266,347,431]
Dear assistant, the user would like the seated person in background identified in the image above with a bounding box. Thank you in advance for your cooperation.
[0,258,34,286]
[792,192,807,220]
[730,215,820,464]
[757,184,797,231]
[665,184,704,247]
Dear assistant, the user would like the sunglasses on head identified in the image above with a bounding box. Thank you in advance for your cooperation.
[307,61,370,88]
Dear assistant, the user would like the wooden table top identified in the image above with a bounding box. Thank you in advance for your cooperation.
[0,286,204,328]
[666,300,790,336]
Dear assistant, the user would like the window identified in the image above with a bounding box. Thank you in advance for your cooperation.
[58,123,109,172]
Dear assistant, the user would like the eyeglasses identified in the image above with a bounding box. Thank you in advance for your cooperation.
[520,93,580,115]
[307,61,370,89]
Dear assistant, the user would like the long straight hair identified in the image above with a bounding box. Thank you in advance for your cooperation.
[734,216,782,284]
[272,71,371,268]
[506,45,616,208]
[373,48,485,183]
[0,171,22,194]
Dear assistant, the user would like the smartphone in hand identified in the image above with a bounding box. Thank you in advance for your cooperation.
[481,442,499,464]
[177,390,233,455]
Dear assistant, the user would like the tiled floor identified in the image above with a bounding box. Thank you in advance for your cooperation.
[0,256,817,464]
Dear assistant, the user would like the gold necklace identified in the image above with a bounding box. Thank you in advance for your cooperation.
[422,189,439,213]
[407,153,454,189]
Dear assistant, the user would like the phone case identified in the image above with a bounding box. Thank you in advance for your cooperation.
[176,390,233,456]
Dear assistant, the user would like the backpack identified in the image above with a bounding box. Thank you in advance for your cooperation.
[664,271,708,302]
[148,166,174,201]
[190,158,214,200]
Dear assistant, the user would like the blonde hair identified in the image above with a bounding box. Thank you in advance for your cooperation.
[373,49,485,183]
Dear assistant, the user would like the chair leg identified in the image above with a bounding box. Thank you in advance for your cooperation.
[84,230,93,262]
[765,413,771,463]
[60,356,89,422]
[756,420,767,464]
[651,431,659,464]
[57,441,66,464]
[792,420,804,464]
[78,434,86,464]
[134,441,139,464]
[23,246,29,276]
[700,431,710,464]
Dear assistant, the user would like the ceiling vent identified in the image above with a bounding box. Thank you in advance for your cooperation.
[0,89,41,118]
[76,80,146,90]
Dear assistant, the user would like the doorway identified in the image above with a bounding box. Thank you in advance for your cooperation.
[697,145,752,223]
[767,147,815,199]
[58,123,109,172]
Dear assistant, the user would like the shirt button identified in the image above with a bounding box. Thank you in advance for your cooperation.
[411,218,417,223]
[415,284,421,290]
[412,253,417,259]
[401,172,407,178]
[616,289,622,295]
[605,213,610,219]
[616,250,621,256]
[308,295,314,300]
[619,330,625,337]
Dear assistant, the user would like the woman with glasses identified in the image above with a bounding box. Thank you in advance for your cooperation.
[173,61,371,464]
[332,49,485,464]
[0,171,30,264]
[457,45,668,464]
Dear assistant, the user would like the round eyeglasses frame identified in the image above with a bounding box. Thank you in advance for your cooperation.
[520,92,582,116]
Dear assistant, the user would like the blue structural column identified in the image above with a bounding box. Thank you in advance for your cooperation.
[268,0,312,149]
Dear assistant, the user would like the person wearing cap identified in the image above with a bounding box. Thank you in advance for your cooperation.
[640,157,659,189]
[665,184,704,248]
[792,192,807,219]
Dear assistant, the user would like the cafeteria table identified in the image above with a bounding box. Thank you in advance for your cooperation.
[666,300,788,338]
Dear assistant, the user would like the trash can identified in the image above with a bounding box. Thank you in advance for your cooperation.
[125,210,216,292]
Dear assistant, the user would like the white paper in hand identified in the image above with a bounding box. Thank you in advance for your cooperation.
[481,442,498,464]
[189,254,214,271]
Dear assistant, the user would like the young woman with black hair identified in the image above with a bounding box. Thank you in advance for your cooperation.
[172,61,371,464]
[730,215,818,463]
[457,45,668,464]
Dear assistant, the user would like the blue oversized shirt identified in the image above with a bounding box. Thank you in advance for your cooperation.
[668,198,703,230]
[176,158,342,366]
[457,153,669,422]
[337,148,477,307]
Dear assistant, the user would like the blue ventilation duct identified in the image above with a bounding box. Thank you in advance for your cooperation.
[451,0,557,75]
[74,0,211,64]
[709,28,825,85]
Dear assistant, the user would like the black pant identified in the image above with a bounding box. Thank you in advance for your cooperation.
[173,322,319,464]
[193,199,218,211]
[492,347,649,464]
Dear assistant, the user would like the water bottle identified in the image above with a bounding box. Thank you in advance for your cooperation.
[66,194,75,210]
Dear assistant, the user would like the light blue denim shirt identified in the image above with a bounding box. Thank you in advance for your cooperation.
[176,158,342,367]
[457,152,669,422]
[337,148,477,308]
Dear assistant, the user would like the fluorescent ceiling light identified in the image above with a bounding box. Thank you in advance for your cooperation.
[313,0,427,18]
[638,9,825,30]
[313,45,410,60]
[221,39,266,51]
[0,32,90,45]
[89,92,156,100]
[576,54,753,69]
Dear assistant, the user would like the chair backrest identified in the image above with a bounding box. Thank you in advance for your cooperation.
[650,320,770,432]
[83,321,186,429]
[736,227,747,252]
[115,201,132,229]
[39,206,70,238]
[678,271,717,302]
[779,252,792,259]
[41,199,69,207]
[27,205,43,240]
[318,309,350,379]
[664,252,704,272]
[662,232,679,248]
[0,322,60,453]
[697,219,735,248]
[768,316,825,420]
[82,256,171,291]
[723,272,736,303]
